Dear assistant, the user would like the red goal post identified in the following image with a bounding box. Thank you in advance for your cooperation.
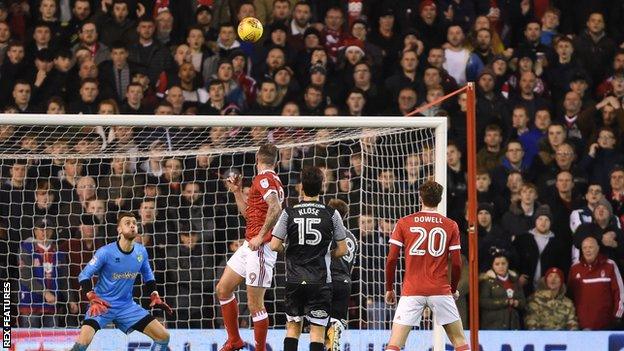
[407,82,480,350]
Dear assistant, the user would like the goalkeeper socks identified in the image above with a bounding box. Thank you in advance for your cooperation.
[150,338,170,351]
[70,344,88,351]
[219,294,242,342]
[310,342,324,351]
[284,337,299,351]
[252,309,269,351]
[386,345,400,351]
[456,345,470,351]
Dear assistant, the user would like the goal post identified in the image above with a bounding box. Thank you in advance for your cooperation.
[1,114,451,350]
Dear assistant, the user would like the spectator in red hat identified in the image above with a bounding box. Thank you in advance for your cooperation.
[350,19,382,70]
[336,38,365,83]
[525,267,578,330]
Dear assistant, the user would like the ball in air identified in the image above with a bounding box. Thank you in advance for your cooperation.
[238,17,263,43]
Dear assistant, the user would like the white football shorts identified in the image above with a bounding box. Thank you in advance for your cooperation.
[393,295,460,326]
[227,240,277,288]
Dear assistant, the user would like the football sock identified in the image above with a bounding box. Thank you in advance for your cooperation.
[386,345,401,351]
[220,295,242,342]
[252,309,269,351]
[456,345,471,351]
[310,341,325,351]
[284,337,299,351]
[70,344,88,351]
[150,337,170,351]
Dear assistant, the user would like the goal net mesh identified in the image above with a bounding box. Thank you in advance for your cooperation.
[0,122,437,330]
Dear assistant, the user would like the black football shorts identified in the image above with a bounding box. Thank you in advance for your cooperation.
[284,282,332,326]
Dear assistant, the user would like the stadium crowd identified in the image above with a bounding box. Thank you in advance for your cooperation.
[0,0,624,333]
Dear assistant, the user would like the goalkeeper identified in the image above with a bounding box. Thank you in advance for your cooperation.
[70,212,172,351]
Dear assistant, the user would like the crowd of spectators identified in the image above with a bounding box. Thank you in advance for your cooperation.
[1,0,624,332]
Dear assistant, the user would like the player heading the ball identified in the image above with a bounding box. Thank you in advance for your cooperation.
[216,143,284,351]
[270,166,348,351]
[385,181,470,351]
[71,212,172,351]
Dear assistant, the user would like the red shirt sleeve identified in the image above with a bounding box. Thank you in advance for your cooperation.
[385,244,401,292]
[255,175,281,201]
[448,221,462,293]
[448,221,461,252]
[389,220,405,248]
[385,220,404,292]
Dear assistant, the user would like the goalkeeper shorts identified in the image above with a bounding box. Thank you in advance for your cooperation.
[84,301,149,334]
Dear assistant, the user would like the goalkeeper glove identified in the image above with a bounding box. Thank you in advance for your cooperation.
[149,292,173,315]
[86,291,110,317]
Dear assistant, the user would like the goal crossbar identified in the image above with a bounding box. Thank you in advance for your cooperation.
[1,114,447,128]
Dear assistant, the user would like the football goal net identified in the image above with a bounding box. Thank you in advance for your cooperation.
[0,114,447,350]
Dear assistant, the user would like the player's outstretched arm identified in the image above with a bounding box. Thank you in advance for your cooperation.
[227,173,247,218]
[249,193,281,250]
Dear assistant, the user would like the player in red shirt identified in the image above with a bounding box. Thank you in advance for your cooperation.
[215,144,285,351]
[385,181,470,351]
